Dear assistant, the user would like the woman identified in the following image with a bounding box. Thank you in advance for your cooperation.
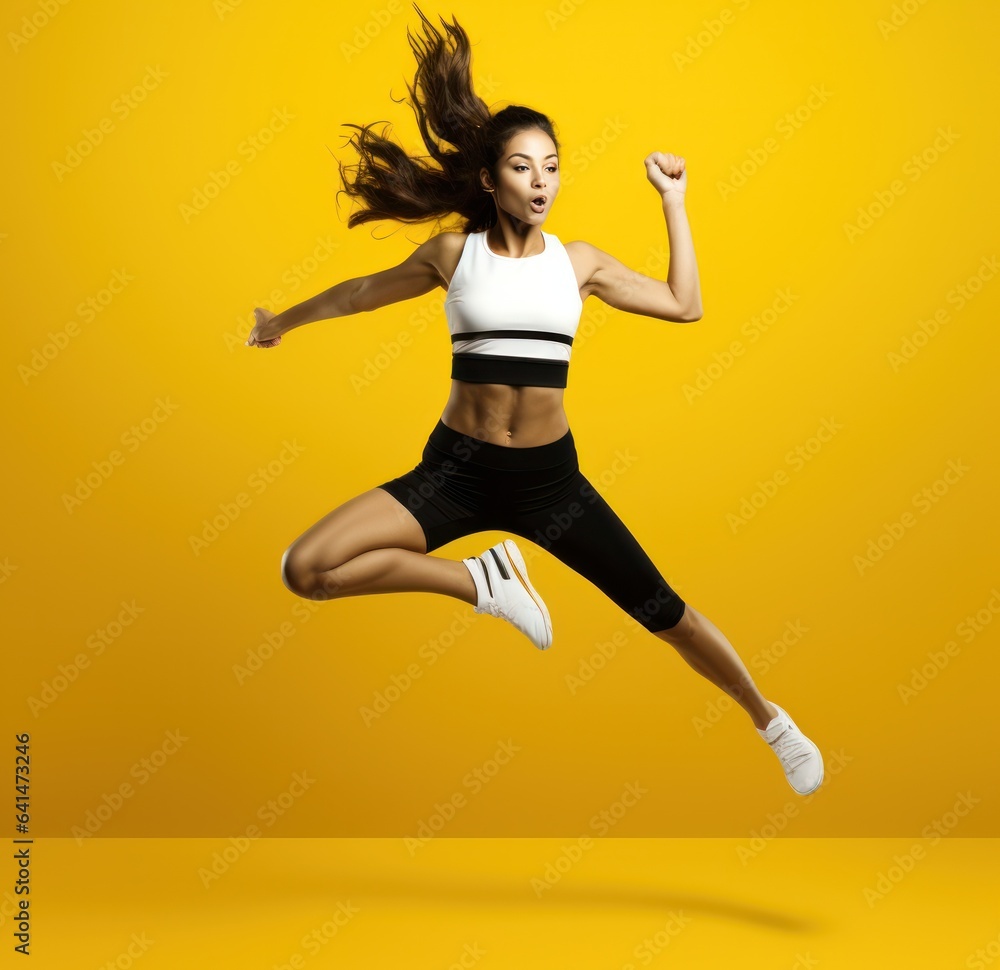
[246,7,823,795]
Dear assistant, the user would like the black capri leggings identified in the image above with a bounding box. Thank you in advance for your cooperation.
[375,419,686,633]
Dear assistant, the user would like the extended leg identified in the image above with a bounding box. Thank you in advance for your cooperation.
[511,471,788,732]
[653,604,778,729]
[655,604,824,794]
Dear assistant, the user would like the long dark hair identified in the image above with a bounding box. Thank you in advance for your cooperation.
[334,3,560,235]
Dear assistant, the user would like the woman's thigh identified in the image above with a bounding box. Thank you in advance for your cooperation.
[281,487,428,593]
[503,471,687,633]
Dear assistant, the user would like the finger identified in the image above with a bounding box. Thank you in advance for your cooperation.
[652,152,681,176]
[644,157,667,180]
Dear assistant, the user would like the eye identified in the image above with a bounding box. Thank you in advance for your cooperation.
[514,164,528,171]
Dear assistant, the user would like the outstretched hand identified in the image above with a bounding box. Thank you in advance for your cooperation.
[246,307,282,348]
[644,152,687,203]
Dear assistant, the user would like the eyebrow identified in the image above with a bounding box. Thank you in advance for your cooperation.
[507,153,558,160]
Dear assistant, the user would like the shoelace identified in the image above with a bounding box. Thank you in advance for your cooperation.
[767,725,815,772]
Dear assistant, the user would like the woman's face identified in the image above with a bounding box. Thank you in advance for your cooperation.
[483,128,560,225]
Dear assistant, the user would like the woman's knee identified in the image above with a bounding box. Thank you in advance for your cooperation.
[279,488,430,598]
[280,544,311,597]
[653,602,696,643]
[280,543,344,599]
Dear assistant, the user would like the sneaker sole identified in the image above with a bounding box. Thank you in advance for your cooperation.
[500,539,553,650]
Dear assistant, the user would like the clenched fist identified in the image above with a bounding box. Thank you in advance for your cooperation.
[644,152,687,203]
[246,307,283,348]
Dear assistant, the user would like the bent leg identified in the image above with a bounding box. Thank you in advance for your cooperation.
[280,487,477,605]
[654,604,778,729]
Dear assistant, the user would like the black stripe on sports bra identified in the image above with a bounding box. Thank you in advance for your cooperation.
[450,353,569,388]
[450,329,574,346]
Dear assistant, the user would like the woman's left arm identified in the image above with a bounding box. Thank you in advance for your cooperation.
[652,152,702,320]
[573,152,703,322]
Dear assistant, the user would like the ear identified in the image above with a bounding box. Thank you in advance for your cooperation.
[479,166,494,192]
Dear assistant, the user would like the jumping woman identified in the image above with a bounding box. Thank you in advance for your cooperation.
[245,6,823,795]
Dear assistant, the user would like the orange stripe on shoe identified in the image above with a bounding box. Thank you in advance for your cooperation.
[502,548,545,614]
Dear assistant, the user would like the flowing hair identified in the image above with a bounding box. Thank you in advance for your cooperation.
[333,3,560,235]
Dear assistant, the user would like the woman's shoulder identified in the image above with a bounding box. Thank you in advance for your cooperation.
[560,238,604,279]
[436,229,474,252]
[418,230,474,290]
[419,229,474,258]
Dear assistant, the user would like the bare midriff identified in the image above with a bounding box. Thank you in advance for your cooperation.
[440,380,570,447]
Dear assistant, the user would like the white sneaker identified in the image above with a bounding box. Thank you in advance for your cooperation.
[757,704,824,795]
[463,539,553,650]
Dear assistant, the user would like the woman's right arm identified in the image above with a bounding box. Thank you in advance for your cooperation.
[246,234,447,347]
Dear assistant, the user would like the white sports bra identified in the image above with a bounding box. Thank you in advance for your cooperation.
[444,229,584,388]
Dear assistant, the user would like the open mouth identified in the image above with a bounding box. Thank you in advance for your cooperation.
[529,196,547,212]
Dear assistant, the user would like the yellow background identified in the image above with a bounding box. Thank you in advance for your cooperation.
[3,0,997,855]
[4,0,998,963]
